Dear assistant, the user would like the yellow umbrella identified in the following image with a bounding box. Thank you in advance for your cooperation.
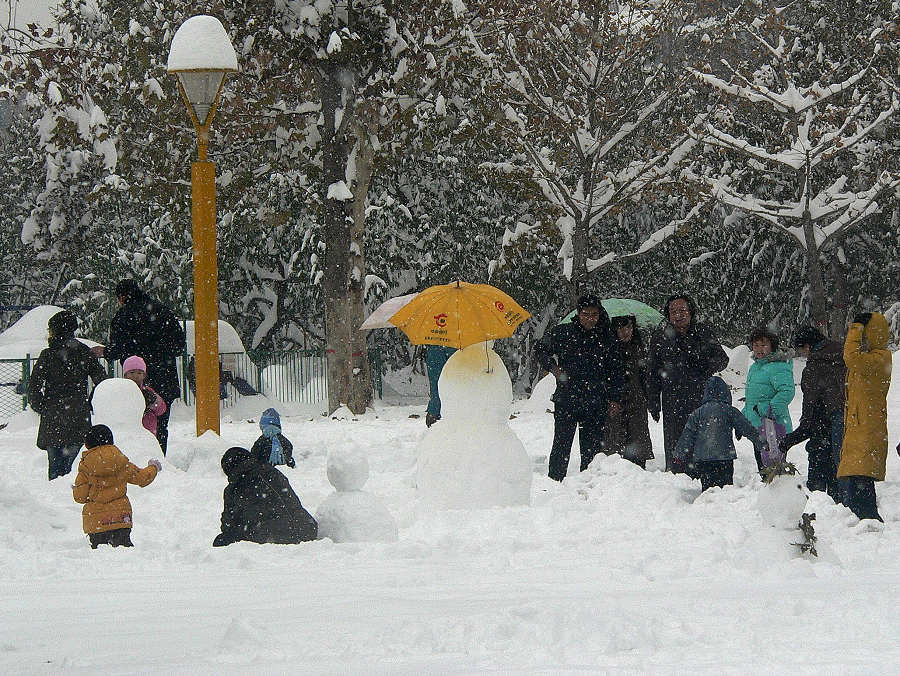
[388,281,530,349]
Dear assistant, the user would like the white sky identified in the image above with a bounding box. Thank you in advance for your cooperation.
[1,0,54,29]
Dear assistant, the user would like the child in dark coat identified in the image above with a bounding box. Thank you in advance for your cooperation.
[213,447,317,546]
[674,376,763,491]
[251,408,295,467]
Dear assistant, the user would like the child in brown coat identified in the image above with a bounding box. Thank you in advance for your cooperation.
[72,424,161,548]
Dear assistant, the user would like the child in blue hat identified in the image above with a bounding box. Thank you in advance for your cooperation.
[251,408,295,468]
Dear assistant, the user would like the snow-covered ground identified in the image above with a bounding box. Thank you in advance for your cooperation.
[2,350,900,673]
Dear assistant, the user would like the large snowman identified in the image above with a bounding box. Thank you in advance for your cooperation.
[91,378,162,463]
[416,341,532,509]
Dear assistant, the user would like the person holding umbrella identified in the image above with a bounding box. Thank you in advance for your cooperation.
[535,295,625,481]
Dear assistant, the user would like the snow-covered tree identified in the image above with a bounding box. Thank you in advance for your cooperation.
[687,0,899,336]
[473,0,707,299]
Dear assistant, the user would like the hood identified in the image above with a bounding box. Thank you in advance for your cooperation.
[807,338,843,365]
[701,376,731,406]
[79,444,128,477]
[221,446,254,478]
[863,312,889,350]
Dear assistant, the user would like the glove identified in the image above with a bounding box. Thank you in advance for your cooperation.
[286,457,296,469]
[148,458,162,472]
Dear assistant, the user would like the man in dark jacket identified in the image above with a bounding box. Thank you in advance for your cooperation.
[213,447,318,546]
[646,295,729,474]
[28,310,108,479]
[781,326,846,501]
[535,296,625,481]
[92,279,185,454]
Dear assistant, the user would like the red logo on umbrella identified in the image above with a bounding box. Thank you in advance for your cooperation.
[494,301,505,312]
[434,313,448,327]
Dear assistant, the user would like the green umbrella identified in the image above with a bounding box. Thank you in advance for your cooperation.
[560,298,664,333]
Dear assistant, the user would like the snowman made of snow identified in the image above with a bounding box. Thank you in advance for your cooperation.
[416,341,532,509]
[756,472,808,530]
[91,378,162,462]
[315,446,398,543]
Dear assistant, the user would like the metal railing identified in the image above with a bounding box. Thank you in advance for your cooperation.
[1,348,383,426]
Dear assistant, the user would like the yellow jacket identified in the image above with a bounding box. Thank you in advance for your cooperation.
[838,314,892,480]
[72,444,158,534]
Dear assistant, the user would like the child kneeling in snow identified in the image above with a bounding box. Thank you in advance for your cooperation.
[122,355,167,440]
[213,447,317,547]
[72,424,161,549]
[674,376,762,492]
[252,408,295,467]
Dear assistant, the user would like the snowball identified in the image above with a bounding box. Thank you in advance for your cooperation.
[326,446,369,492]
[756,475,808,530]
[315,491,398,543]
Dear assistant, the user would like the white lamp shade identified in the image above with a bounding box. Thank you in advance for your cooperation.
[177,71,226,126]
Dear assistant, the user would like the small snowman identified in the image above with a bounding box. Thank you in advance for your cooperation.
[756,468,808,530]
[315,445,398,543]
[416,341,532,509]
[91,378,162,463]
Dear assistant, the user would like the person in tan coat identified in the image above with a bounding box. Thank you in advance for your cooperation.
[72,425,161,548]
[837,312,892,522]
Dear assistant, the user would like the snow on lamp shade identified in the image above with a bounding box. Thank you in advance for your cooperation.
[167,15,238,126]
[416,343,532,509]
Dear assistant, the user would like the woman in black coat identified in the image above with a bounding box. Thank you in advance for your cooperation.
[27,310,107,480]
[213,447,317,547]
[646,295,729,474]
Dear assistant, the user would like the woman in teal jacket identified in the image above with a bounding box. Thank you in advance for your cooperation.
[742,327,795,467]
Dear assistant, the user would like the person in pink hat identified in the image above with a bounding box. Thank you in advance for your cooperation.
[123,355,168,439]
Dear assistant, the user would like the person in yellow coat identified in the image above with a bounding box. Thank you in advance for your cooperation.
[837,312,892,522]
[72,425,161,548]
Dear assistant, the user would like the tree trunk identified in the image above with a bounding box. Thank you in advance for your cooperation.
[320,67,354,415]
[345,113,377,414]
[828,256,850,340]
[802,209,829,335]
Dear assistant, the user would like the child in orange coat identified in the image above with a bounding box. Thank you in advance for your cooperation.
[72,424,161,548]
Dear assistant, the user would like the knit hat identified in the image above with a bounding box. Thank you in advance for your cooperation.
[48,310,78,337]
[260,408,281,429]
[85,424,114,449]
[123,355,147,374]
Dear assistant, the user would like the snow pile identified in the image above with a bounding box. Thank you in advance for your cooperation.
[416,342,532,509]
[0,305,100,359]
[315,445,398,543]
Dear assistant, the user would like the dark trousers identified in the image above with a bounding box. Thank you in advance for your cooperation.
[47,445,81,480]
[89,528,134,549]
[840,476,882,521]
[156,405,173,455]
[697,460,734,492]
[807,442,837,498]
[549,408,605,481]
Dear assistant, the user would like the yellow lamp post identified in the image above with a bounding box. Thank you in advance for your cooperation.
[167,16,238,436]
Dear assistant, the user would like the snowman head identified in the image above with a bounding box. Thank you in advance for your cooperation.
[326,445,369,492]
[91,378,146,428]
